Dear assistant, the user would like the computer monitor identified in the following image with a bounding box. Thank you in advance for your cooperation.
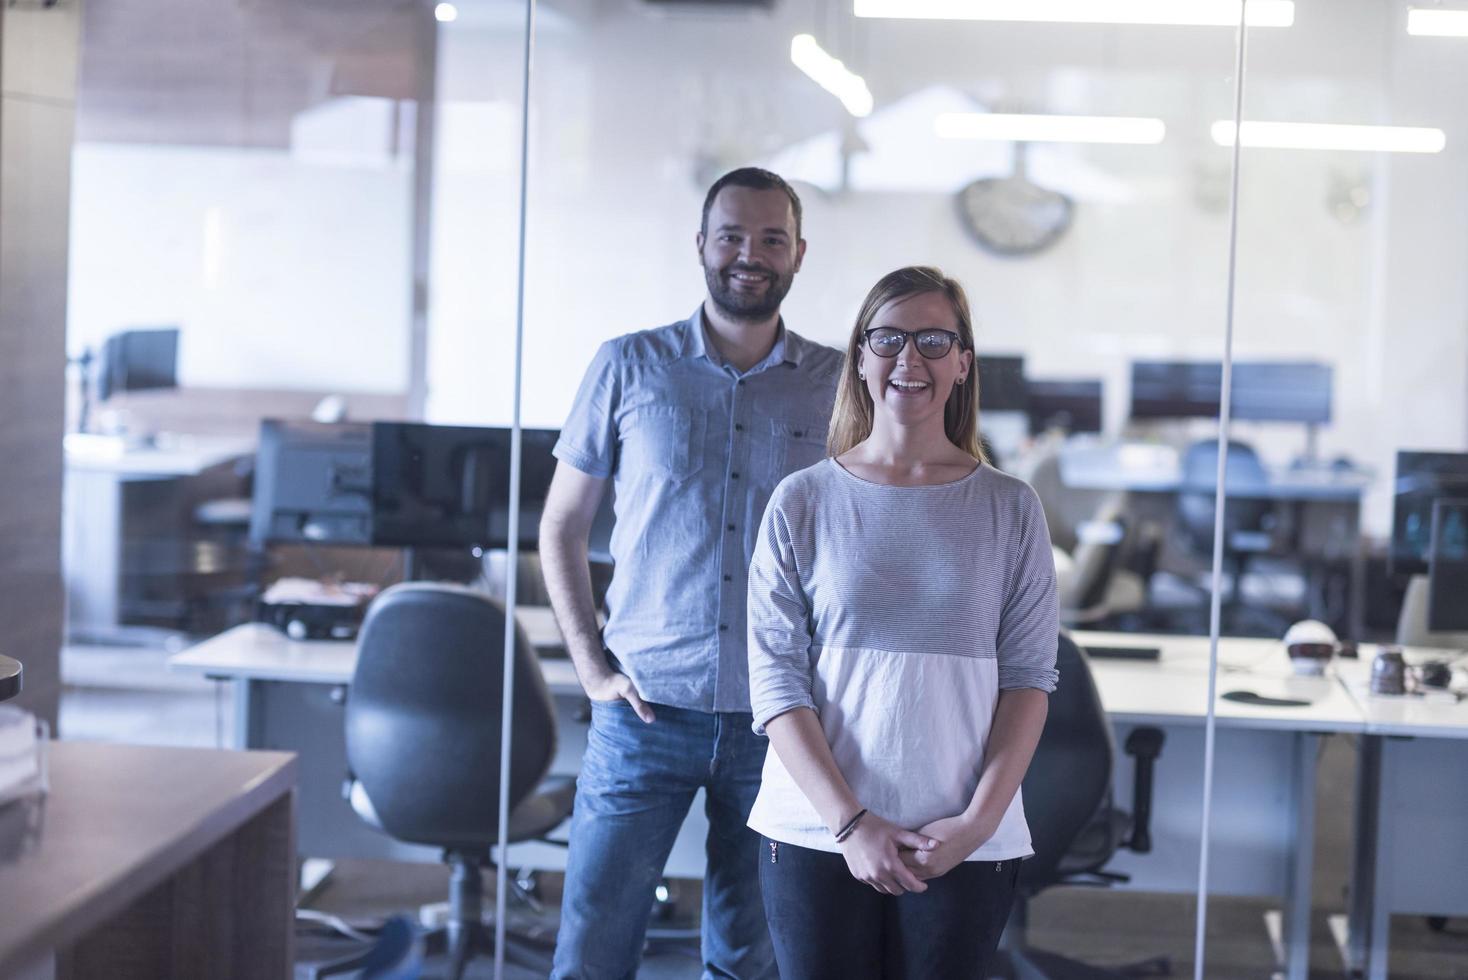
[96,328,179,401]
[1231,362,1333,424]
[977,355,1027,412]
[1026,379,1103,435]
[1427,498,1468,632]
[250,420,374,546]
[371,423,569,551]
[1390,451,1468,576]
[1129,361,1222,420]
[253,420,605,554]
[372,423,506,550]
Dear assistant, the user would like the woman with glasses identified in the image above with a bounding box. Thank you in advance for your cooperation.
[746,266,1058,978]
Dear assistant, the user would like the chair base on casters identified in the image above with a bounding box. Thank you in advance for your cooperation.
[307,852,554,980]
[1000,947,1171,979]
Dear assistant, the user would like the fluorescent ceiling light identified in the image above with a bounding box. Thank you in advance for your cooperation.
[1211,121,1446,153]
[936,113,1166,144]
[854,0,1294,27]
[1407,8,1468,36]
[434,3,458,23]
[791,34,874,118]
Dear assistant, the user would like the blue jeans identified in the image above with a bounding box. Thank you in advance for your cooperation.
[552,700,776,980]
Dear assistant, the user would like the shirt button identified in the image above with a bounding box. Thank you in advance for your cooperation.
[723,574,732,582]
[735,423,744,432]
[737,380,745,386]
[731,472,740,479]
[719,624,729,632]
[792,431,804,438]
[726,524,736,532]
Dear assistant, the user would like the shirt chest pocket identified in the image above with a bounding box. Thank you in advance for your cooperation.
[768,418,828,477]
[623,405,705,483]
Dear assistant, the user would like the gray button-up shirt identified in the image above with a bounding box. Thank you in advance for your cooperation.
[554,308,843,712]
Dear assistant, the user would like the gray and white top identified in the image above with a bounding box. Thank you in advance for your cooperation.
[746,458,1059,861]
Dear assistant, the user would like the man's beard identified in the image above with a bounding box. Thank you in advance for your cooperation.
[703,261,795,321]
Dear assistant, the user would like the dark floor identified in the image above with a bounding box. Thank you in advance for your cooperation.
[57,645,1468,979]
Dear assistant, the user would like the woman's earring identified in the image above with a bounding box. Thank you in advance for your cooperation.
[956,376,966,385]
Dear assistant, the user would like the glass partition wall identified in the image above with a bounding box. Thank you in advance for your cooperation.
[68,0,1468,976]
[509,1,1247,977]
[59,0,475,858]
[1223,1,1468,977]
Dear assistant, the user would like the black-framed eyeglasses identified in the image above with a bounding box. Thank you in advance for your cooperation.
[862,326,963,360]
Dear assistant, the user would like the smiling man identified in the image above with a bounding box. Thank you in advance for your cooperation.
[541,168,842,979]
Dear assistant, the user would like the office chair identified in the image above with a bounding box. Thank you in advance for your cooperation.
[1175,440,1279,634]
[1059,498,1150,630]
[0,655,20,703]
[316,582,576,980]
[997,632,1169,979]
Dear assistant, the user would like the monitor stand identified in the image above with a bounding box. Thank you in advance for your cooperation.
[1303,423,1320,466]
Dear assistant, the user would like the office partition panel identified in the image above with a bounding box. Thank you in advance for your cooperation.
[511,3,1249,979]
[1224,1,1468,977]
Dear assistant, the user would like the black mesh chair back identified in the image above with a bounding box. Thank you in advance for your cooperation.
[1177,439,1271,552]
[1018,632,1116,891]
[345,583,558,851]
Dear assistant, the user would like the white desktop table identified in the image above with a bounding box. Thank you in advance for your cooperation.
[63,433,255,638]
[1333,651,1468,980]
[1056,442,1373,501]
[171,608,598,872]
[1073,630,1363,980]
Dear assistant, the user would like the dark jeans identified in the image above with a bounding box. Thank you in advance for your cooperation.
[759,837,1019,980]
[551,701,776,980]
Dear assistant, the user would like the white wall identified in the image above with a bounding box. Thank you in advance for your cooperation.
[65,0,1468,536]
[67,140,412,393]
[422,0,1468,536]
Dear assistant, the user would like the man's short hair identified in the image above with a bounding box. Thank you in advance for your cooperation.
[700,168,803,241]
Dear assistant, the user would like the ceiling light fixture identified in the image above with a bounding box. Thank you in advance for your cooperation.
[936,112,1166,144]
[854,0,1293,27]
[1407,8,1468,36]
[790,34,874,118]
[1211,120,1446,153]
[434,3,458,23]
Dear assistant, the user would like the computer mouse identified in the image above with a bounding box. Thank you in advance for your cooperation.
[1419,661,1453,689]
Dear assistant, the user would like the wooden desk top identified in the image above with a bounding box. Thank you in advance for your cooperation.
[0,742,295,975]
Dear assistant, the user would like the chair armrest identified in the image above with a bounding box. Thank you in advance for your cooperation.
[1123,727,1165,854]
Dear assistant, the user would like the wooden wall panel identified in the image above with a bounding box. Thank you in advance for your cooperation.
[0,0,81,726]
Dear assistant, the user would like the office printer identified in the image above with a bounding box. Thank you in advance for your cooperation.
[256,577,378,640]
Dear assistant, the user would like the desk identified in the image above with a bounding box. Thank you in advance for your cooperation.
[1059,443,1371,634]
[169,610,676,873]
[63,434,254,639]
[175,620,1354,978]
[0,741,295,979]
[1074,630,1361,980]
[1057,442,1373,501]
[1334,652,1468,979]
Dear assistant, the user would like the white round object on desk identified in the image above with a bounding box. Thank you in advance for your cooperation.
[1283,618,1338,676]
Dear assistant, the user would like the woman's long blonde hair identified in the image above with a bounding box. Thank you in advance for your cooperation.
[826,266,988,464]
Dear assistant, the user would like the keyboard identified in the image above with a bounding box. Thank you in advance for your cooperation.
[1082,644,1162,662]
